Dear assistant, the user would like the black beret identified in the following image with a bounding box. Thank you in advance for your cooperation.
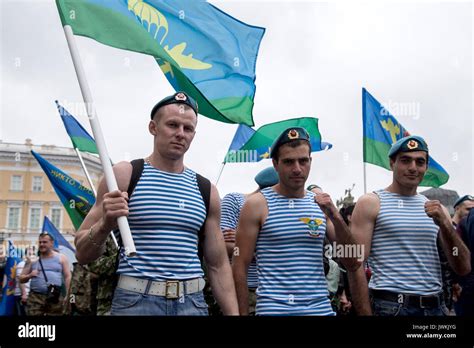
[150,91,198,119]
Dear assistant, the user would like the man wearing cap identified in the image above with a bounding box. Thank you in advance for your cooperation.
[233,127,360,315]
[453,195,474,227]
[351,135,471,316]
[221,166,279,315]
[74,91,238,315]
[20,232,71,316]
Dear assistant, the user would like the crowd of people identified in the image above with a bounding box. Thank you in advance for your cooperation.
[3,91,473,316]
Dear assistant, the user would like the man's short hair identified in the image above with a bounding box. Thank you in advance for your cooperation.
[39,232,54,241]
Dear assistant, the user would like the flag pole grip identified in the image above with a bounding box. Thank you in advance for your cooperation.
[62,25,136,257]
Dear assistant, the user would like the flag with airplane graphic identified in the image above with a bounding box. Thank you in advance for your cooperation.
[56,0,265,126]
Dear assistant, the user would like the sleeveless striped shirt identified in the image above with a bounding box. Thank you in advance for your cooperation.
[368,190,442,295]
[220,192,258,289]
[255,187,335,316]
[116,163,206,280]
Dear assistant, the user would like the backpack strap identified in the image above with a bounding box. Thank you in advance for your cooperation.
[196,173,211,262]
[127,158,145,199]
[118,161,211,262]
[113,158,145,249]
[38,257,49,283]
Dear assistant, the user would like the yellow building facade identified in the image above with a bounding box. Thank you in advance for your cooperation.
[0,139,102,255]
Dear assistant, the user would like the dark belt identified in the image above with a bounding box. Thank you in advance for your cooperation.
[370,289,442,309]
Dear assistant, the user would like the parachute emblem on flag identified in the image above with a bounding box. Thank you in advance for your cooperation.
[75,195,93,216]
[127,0,212,75]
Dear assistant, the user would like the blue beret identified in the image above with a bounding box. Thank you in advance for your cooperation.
[150,91,198,119]
[454,195,474,209]
[255,167,279,189]
[270,127,310,158]
[388,135,429,158]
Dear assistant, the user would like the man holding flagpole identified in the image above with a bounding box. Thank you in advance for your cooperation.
[74,91,238,315]
[351,135,471,316]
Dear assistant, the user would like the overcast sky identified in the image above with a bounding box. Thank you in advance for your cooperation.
[1,0,472,202]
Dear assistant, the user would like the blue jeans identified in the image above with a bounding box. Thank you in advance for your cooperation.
[371,296,450,316]
[110,288,209,316]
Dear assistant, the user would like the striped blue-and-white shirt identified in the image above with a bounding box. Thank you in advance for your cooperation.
[116,163,206,281]
[368,190,442,295]
[255,187,335,316]
[220,192,258,289]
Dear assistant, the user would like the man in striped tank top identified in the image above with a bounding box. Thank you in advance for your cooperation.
[74,92,238,315]
[221,166,279,314]
[233,127,361,315]
[351,135,471,316]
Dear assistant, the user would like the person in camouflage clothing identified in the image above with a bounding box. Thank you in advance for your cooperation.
[66,235,118,315]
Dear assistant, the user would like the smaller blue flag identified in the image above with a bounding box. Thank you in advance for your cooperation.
[0,241,21,316]
[223,124,256,163]
[56,101,99,154]
[31,150,95,230]
[42,216,75,253]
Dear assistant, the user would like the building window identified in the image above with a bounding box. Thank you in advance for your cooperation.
[7,207,21,229]
[32,176,43,192]
[51,208,62,229]
[10,175,23,191]
[28,207,41,230]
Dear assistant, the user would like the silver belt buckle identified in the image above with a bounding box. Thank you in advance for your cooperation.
[165,280,180,299]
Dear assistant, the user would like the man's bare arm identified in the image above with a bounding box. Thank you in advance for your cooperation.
[75,161,132,264]
[347,193,379,315]
[60,253,72,293]
[316,193,361,271]
[19,260,36,284]
[347,264,372,315]
[425,201,471,276]
[202,184,239,315]
[350,193,379,261]
[232,193,264,315]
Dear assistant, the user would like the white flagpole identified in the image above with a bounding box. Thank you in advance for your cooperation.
[75,148,97,196]
[215,162,226,186]
[62,25,135,256]
[363,162,368,195]
[74,148,119,248]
